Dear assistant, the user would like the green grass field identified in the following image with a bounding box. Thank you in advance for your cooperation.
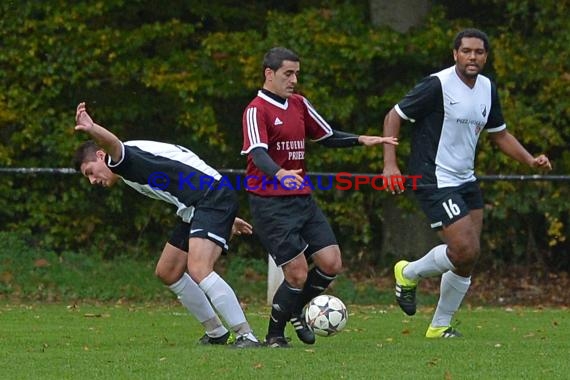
[1,302,568,379]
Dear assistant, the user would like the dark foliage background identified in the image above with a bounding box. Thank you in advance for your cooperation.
[0,0,568,271]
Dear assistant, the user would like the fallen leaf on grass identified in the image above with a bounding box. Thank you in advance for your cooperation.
[84,313,111,318]
[427,357,440,367]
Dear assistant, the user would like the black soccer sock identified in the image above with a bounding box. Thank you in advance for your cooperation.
[267,280,302,339]
[293,267,337,316]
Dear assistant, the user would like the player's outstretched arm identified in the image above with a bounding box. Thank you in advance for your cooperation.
[358,135,399,146]
[318,129,398,148]
[74,102,123,163]
[488,130,552,171]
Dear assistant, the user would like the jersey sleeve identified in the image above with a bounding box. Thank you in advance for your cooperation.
[241,105,269,155]
[485,81,507,132]
[106,141,126,169]
[301,97,333,141]
[106,142,139,179]
[395,76,442,122]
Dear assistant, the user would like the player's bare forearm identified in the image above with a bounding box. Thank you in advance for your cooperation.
[382,109,402,168]
[358,135,399,146]
[74,102,123,162]
[381,109,404,194]
[86,124,122,162]
[490,131,552,170]
[489,131,531,164]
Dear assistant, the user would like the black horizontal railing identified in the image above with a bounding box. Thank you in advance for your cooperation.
[1,167,568,183]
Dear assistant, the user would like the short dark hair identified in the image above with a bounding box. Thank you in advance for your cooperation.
[263,47,299,72]
[73,140,100,171]
[453,28,490,52]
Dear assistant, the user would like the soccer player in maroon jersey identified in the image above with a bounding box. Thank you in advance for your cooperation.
[241,47,398,347]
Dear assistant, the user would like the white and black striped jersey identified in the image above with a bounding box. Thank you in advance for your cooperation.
[107,140,222,223]
[395,66,506,188]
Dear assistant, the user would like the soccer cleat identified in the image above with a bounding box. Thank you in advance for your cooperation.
[198,331,231,345]
[425,326,463,338]
[264,336,291,348]
[290,315,316,344]
[231,333,262,349]
[394,260,418,316]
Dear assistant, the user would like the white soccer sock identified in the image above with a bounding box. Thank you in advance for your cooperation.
[404,244,455,280]
[198,271,252,336]
[203,322,228,339]
[431,270,471,327]
[169,273,228,337]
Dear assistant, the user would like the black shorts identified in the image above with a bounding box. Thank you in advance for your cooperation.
[168,186,238,253]
[414,181,483,230]
[249,194,338,266]
[168,221,191,252]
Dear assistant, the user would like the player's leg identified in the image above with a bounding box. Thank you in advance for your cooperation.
[248,194,310,347]
[426,208,482,338]
[283,245,341,345]
[394,184,476,316]
[289,203,342,344]
[275,253,312,345]
[423,182,484,337]
[187,237,259,347]
[299,246,341,307]
[188,187,260,348]
[156,240,230,344]
[299,202,342,307]
[403,213,478,282]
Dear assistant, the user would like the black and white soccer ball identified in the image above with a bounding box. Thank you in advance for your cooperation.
[304,294,348,337]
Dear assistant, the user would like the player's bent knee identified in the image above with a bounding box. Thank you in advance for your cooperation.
[312,247,342,274]
[187,267,212,284]
[155,258,187,283]
[318,260,342,276]
[285,272,308,289]
[154,268,173,285]
[448,245,480,269]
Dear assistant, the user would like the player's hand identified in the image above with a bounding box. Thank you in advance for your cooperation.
[74,102,95,132]
[231,217,253,238]
[531,154,552,171]
[382,165,405,195]
[276,168,304,189]
[358,135,399,146]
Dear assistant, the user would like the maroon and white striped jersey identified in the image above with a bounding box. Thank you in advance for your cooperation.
[241,90,332,196]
